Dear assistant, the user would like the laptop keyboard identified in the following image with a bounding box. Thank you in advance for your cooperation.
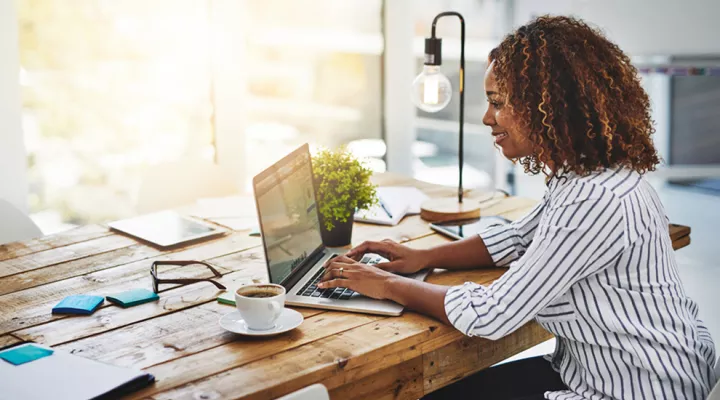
[296,254,384,300]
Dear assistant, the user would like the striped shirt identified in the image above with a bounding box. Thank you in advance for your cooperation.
[444,167,717,399]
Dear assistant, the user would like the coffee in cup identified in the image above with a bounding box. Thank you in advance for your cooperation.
[234,284,286,330]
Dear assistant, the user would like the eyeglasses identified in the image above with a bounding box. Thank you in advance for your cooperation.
[150,260,227,293]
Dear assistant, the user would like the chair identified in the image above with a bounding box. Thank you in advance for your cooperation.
[708,356,720,400]
[135,160,241,214]
[0,199,42,245]
[276,384,329,400]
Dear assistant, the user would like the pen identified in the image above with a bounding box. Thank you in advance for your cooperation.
[379,198,393,219]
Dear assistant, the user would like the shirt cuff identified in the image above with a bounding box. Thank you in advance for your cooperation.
[444,282,487,337]
[478,223,523,267]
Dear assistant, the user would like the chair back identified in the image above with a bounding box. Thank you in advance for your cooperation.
[707,356,720,400]
[276,384,329,400]
[0,199,42,245]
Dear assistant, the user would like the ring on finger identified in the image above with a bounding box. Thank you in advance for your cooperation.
[339,267,344,278]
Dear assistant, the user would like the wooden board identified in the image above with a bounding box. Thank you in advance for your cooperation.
[0,334,21,350]
[0,233,261,336]
[0,173,692,400]
[0,224,111,262]
[0,234,138,279]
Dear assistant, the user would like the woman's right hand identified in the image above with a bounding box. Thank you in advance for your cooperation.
[344,239,430,275]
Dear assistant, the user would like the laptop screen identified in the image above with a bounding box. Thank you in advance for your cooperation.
[254,146,324,285]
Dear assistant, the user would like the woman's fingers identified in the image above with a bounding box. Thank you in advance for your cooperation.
[321,266,354,281]
[376,261,402,273]
[332,255,356,265]
[347,240,393,260]
[324,258,359,272]
[323,255,355,268]
[318,278,353,290]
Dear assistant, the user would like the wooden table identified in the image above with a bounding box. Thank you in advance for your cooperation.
[0,173,691,399]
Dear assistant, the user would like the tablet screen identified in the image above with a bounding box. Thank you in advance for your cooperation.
[108,211,223,247]
[431,216,510,240]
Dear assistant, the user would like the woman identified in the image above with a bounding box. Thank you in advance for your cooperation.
[319,16,717,400]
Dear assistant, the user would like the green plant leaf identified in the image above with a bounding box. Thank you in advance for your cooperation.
[312,146,378,231]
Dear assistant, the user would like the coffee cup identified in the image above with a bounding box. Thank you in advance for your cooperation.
[235,284,286,330]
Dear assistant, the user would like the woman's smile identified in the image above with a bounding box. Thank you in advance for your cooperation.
[492,131,509,145]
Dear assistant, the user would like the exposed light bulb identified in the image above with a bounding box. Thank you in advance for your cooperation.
[411,65,452,113]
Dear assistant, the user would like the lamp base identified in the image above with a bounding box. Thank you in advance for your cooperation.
[420,197,481,223]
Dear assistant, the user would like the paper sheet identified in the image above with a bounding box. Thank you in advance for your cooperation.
[0,343,153,400]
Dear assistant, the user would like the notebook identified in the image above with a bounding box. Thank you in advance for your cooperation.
[355,187,430,226]
[0,343,155,400]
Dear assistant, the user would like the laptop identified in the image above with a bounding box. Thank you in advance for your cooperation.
[252,144,430,316]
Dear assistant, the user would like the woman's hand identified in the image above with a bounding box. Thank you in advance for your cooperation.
[318,255,400,300]
[345,239,430,275]
[318,254,452,325]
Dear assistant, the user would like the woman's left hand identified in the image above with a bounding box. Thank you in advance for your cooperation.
[318,256,398,300]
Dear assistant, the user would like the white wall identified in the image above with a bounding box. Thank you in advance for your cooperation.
[511,0,720,198]
[514,0,720,55]
[0,0,28,213]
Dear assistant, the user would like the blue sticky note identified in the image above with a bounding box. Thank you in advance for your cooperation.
[106,289,159,308]
[52,295,104,315]
[0,344,54,366]
[249,227,261,237]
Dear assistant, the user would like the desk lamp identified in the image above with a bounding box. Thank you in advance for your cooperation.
[412,11,481,222]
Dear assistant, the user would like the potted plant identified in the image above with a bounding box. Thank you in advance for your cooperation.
[312,147,377,247]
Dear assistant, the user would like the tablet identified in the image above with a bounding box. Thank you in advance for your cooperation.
[430,216,510,241]
[108,210,226,248]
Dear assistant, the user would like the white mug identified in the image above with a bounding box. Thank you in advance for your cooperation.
[235,284,286,330]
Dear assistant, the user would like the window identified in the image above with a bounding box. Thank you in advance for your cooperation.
[410,0,511,190]
[239,0,384,186]
[19,0,215,231]
[19,0,384,232]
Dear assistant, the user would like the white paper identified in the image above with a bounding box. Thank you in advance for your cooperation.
[355,199,409,226]
[376,187,429,215]
[354,186,430,226]
[0,343,151,400]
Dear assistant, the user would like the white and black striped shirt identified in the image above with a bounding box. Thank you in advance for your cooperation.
[445,167,717,399]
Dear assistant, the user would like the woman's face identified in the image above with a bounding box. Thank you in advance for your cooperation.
[482,62,534,160]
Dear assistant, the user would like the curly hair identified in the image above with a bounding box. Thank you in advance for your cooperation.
[489,15,660,176]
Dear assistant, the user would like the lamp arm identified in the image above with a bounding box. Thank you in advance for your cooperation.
[431,12,465,203]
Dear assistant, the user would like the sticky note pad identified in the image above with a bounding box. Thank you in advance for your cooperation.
[106,289,159,308]
[0,344,54,366]
[52,295,104,315]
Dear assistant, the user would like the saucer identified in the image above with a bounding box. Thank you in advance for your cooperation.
[219,308,303,337]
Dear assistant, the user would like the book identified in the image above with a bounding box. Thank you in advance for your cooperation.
[354,187,430,226]
[0,343,155,400]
